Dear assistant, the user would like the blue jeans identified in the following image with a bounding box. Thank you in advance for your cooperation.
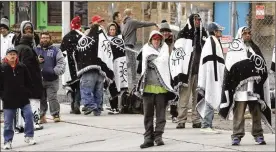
[201,103,214,128]
[80,70,104,112]
[3,104,34,143]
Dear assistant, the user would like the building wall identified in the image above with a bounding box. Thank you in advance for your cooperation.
[87,2,213,44]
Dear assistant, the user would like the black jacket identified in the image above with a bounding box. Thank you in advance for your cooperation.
[0,61,33,109]
[15,36,43,99]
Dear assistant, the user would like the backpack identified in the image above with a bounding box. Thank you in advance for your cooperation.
[120,86,143,114]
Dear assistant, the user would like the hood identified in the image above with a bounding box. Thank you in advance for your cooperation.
[20,21,34,36]
[148,30,165,48]
[106,23,117,36]
[235,26,250,39]
[187,14,201,30]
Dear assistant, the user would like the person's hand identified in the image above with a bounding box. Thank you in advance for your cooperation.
[154,24,160,30]
[38,56,44,63]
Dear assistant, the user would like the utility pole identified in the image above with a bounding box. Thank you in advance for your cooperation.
[62,2,71,38]
[230,2,236,38]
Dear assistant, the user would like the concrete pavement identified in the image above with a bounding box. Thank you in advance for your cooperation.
[1,103,275,151]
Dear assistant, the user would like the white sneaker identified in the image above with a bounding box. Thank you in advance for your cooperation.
[24,137,36,145]
[200,128,220,134]
[172,117,178,123]
[34,124,43,130]
[3,141,12,150]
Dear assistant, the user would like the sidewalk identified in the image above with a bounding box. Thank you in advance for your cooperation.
[1,103,275,151]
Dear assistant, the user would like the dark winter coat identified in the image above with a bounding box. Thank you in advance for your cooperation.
[15,36,43,99]
[0,59,33,109]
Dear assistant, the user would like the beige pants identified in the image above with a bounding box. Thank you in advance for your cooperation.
[177,74,201,124]
[232,101,264,139]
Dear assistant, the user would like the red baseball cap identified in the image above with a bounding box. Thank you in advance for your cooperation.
[152,34,162,40]
[90,15,105,24]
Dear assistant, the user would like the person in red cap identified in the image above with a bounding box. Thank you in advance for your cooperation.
[136,30,176,149]
[60,16,83,115]
[84,15,105,35]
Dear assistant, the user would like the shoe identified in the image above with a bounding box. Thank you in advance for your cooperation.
[84,108,93,115]
[192,123,201,128]
[176,123,185,129]
[70,109,81,114]
[172,117,178,123]
[34,123,43,130]
[232,137,241,146]
[255,136,266,145]
[24,137,36,145]
[82,107,88,112]
[15,128,20,134]
[200,128,220,134]
[39,116,47,124]
[53,115,61,122]
[140,142,154,149]
[155,139,165,146]
[3,141,12,150]
[14,127,24,134]
[115,109,120,114]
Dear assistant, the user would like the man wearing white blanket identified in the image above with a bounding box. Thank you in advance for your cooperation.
[219,27,273,146]
[196,22,225,134]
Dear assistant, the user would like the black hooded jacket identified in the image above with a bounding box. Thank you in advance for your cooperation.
[15,35,43,99]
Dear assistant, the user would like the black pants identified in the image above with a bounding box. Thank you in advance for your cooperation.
[143,93,167,142]
[70,82,81,111]
[170,105,178,118]
[108,82,119,110]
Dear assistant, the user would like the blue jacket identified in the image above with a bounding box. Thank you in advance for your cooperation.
[35,45,65,81]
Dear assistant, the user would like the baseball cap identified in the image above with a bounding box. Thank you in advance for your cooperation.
[90,15,105,24]
[152,34,163,40]
[207,22,225,33]
[6,47,18,55]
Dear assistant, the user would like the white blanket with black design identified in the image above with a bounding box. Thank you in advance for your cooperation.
[169,38,193,89]
[196,36,225,118]
[140,43,174,93]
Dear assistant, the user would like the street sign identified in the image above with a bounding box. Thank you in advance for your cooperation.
[256,5,265,19]
[220,35,233,54]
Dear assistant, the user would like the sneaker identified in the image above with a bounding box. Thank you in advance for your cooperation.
[70,109,81,114]
[232,137,241,146]
[108,109,115,114]
[192,123,201,128]
[24,137,36,145]
[244,113,251,119]
[255,136,266,145]
[200,128,220,134]
[115,109,120,114]
[34,124,43,130]
[172,117,178,123]
[93,110,101,116]
[84,108,93,115]
[53,115,61,122]
[3,141,12,150]
[39,116,47,124]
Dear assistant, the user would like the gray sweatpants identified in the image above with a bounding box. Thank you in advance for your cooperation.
[143,93,167,142]
[40,79,60,117]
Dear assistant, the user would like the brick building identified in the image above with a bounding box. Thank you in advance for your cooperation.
[87,2,214,45]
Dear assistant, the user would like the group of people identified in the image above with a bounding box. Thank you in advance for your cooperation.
[0,17,65,149]
[0,8,274,150]
[137,13,275,149]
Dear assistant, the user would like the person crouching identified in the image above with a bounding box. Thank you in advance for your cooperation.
[137,30,176,148]
[0,48,36,150]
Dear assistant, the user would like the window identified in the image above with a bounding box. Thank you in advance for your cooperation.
[16,2,31,24]
[48,2,62,26]
[73,2,88,26]
[162,2,168,10]
[151,2,157,9]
